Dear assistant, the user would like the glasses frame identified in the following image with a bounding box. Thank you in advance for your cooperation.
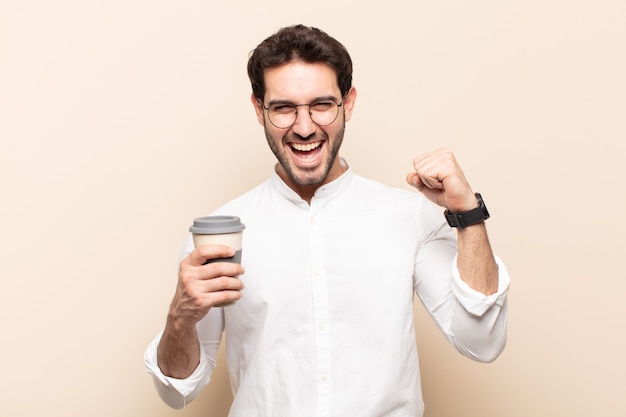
[261,99,344,129]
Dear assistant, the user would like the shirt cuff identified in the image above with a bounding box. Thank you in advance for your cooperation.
[144,329,209,408]
[451,255,510,316]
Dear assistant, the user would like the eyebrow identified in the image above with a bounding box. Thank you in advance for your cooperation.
[267,95,340,106]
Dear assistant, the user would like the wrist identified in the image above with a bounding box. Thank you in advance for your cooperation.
[166,309,198,333]
[445,193,490,229]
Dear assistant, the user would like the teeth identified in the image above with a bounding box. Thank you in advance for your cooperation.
[291,141,321,152]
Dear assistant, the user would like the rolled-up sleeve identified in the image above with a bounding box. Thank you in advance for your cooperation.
[451,254,510,317]
[143,329,214,409]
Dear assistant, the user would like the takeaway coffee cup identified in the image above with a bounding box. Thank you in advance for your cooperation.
[189,215,245,307]
[189,215,245,264]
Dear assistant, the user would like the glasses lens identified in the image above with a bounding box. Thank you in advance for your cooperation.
[310,101,339,126]
[267,104,295,128]
[267,101,340,128]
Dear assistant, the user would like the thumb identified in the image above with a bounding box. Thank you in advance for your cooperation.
[406,172,424,191]
[407,172,445,207]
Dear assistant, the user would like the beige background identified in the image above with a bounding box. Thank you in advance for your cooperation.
[1,1,625,416]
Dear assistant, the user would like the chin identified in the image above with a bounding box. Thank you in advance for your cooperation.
[288,165,329,186]
[294,173,326,187]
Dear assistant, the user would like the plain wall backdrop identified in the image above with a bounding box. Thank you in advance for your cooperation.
[1,1,625,416]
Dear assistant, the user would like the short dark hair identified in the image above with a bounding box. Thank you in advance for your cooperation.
[247,24,353,101]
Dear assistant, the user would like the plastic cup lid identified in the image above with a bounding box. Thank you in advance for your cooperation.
[189,215,245,234]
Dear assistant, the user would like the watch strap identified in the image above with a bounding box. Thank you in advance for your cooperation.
[444,193,490,228]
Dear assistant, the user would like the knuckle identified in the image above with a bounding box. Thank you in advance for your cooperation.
[217,276,231,288]
[179,268,197,285]
[192,297,206,309]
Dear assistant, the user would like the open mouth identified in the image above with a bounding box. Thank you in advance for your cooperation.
[289,141,324,166]
[291,141,321,152]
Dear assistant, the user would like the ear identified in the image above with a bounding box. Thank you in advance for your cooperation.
[342,87,357,122]
[251,93,265,126]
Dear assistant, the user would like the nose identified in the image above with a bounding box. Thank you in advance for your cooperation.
[291,105,316,138]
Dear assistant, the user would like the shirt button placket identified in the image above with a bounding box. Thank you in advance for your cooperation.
[309,210,330,417]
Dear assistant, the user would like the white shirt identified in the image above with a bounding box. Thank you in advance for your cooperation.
[144,165,510,417]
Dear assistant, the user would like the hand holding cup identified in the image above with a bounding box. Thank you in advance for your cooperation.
[169,216,246,327]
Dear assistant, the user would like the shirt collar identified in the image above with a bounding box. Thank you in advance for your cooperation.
[270,158,352,205]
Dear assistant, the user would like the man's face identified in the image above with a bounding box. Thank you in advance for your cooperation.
[252,61,356,196]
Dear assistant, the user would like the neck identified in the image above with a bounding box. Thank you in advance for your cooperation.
[276,158,347,204]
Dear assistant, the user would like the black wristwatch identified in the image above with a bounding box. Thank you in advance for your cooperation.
[444,193,490,229]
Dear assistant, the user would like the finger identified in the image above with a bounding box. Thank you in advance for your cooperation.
[410,163,446,190]
[200,260,245,280]
[200,274,245,292]
[179,258,244,293]
[189,244,235,266]
[407,171,443,194]
[198,276,245,308]
[406,172,422,189]
[202,288,244,307]
[420,174,446,190]
[178,274,244,311]
[411,153,454,190]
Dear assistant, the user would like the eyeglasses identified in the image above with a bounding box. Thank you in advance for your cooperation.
[261,99,343,129]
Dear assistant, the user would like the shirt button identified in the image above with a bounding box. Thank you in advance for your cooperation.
[320,375,328,383]
[318,321,326,332]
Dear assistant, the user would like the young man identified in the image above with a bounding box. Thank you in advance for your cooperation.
[145,24,510,417]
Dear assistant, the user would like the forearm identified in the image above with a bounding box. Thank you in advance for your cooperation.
[157,315,201,379]
[456,222,498,295]
[145,308,224,409]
